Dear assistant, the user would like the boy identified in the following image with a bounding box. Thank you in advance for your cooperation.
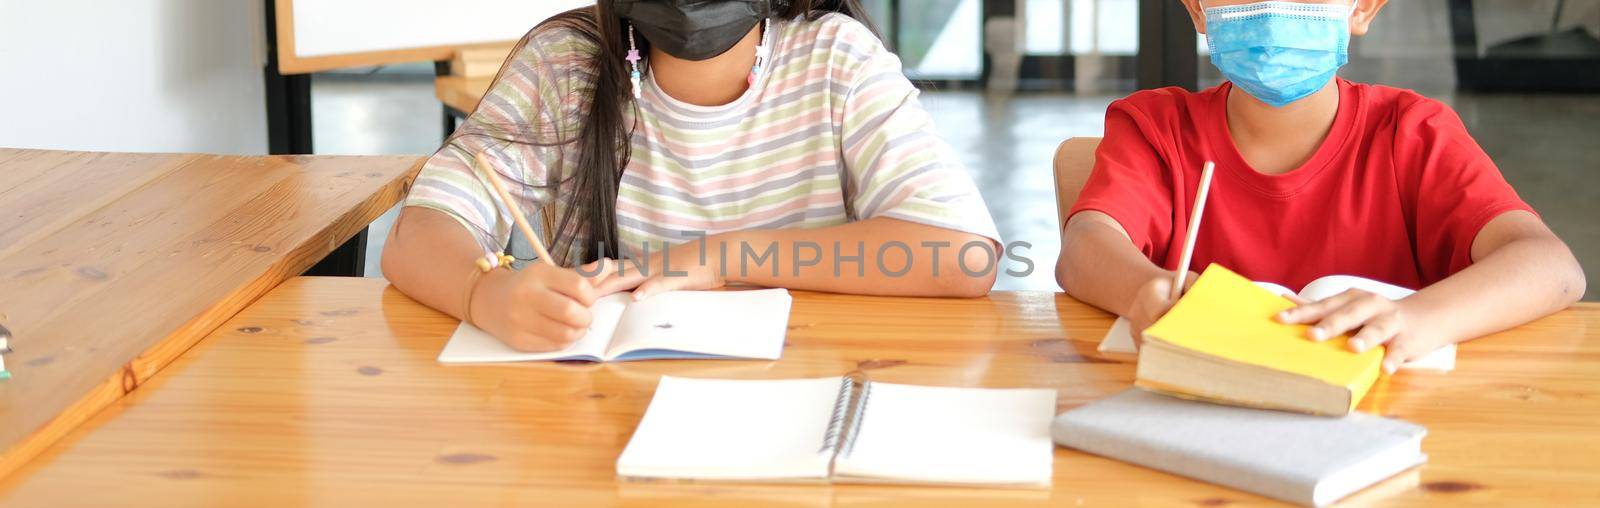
[1055,0,1586,373]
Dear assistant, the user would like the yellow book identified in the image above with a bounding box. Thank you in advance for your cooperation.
[1135,264,1384,416]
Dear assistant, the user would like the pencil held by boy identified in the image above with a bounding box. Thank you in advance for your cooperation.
[1055,0,1585,372]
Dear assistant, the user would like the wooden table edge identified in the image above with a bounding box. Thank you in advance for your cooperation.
[434,75,492,118]
[0,157,425,480]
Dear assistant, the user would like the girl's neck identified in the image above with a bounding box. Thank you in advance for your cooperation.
[1225,79,1341,176]
[649,25,763,107]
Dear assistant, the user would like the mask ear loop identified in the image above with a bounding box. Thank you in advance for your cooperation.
[626,23,643,99]
[748,17,772,85]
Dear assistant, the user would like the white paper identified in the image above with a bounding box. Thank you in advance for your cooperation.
[616,376,841,481]
[607,289,793,361]
[290,0,591,58]
[1294,275,1416,302]
[833,382,1056,486]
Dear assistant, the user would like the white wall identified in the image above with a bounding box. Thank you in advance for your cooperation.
[0,0,268,154]
[292,0,591,58]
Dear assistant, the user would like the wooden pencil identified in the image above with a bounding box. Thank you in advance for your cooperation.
[1169,161,1216,300]
[473,152,556,267]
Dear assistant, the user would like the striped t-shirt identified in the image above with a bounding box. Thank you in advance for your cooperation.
[405,12,998,265]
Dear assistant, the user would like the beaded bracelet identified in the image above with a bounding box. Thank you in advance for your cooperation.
[462,253,516,327]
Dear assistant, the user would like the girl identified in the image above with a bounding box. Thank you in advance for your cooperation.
[382,0,1001,351]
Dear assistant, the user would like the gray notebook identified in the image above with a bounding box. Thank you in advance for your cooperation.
[1052,389,1426,507]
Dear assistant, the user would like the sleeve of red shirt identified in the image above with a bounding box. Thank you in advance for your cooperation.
[1393,96,1535,284]
[1067,99,1176,263]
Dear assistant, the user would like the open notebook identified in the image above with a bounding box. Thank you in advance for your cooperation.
[1098,275,1455,372]
[617,376,1057,487]
[437,288,792,363]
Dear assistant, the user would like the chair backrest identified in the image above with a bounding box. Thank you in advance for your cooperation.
[1053,137,1101,232]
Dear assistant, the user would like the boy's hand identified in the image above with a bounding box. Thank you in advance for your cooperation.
[1276,290,1444,373]
[1126,271,1199,347]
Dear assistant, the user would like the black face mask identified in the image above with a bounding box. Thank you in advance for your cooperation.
[615,0,787,61]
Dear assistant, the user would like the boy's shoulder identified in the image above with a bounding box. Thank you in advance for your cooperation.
[1347,81,1462,126]
[1108,85,1251,130]
[1113,86,1216,116]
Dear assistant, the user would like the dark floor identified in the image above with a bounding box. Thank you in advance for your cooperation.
[312,75,1600,300]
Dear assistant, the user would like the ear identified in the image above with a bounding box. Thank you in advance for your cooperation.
[1349,0,1388,36]
[1180,0,1207,34]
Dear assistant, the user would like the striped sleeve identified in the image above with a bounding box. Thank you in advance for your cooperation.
[402,26,595,255]
[835,22,1000,243]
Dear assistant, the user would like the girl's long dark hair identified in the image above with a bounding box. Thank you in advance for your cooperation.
[456,0,878,265]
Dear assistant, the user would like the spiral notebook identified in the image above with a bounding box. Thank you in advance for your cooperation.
[616,376,1057,487]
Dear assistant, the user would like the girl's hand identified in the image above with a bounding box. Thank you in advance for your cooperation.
[585,240,727,300]
[1126,271,1199,348]
[471,263,598,352]
[1276,290,1444,373]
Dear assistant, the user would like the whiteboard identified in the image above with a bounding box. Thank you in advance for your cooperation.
[279,0,593,73]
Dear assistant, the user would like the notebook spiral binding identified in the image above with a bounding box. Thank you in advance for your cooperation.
[820,372,880,458]
[839,380,873,457]
[819,376,856,455]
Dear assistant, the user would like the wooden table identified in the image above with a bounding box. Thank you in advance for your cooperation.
[435,75,495,118]
[0,150,422,480]
[1,277,1596,506]
[434,74,492,137]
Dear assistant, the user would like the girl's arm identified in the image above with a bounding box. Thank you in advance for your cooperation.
[1281,211,1585,371]
[593,217,998,298]
[381,207,599,352]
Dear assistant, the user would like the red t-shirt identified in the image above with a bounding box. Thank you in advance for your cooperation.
[1069,79,1534,291]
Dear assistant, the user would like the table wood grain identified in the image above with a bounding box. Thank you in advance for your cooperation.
[0,150,422,480]
[1,277,1596,506]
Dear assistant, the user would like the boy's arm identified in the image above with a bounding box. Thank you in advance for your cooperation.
[1057,211,1196,343]
[1281,211,1585,371]
[1402,211,1584,350]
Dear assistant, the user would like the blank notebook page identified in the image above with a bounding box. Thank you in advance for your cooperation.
[608,288,791,360]
[833,382,1056,486]
[616,376,840,481]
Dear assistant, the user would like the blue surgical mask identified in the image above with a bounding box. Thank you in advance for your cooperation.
[1205,1,1351,107]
